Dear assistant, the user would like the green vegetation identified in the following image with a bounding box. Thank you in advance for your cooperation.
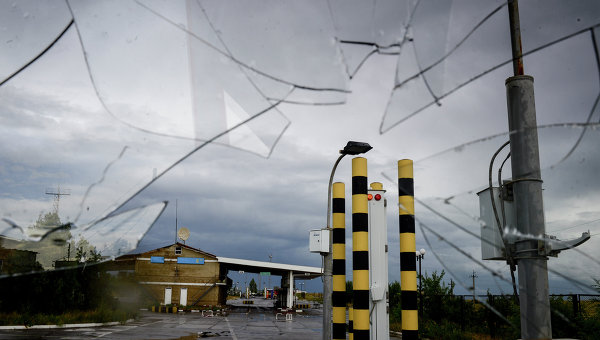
[0,309,133,327]
[249,278,258,293]
[0,212,137,326]
[0,265,138,326]
[388,270,600,339]
[304,292,323,304]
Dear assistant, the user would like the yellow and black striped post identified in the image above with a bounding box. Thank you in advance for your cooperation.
[352,157,369,340]
[398,159,418,339]
[349,307,354,340]
[332,182,347,340]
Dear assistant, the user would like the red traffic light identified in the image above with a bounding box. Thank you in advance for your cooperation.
[367,194,373,200]
[374,194,381,201]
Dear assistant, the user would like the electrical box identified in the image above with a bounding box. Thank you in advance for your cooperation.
[477,187,516,260]
[309,229,330,253]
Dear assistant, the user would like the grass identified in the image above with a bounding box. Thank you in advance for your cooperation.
[0,308,137,327]
[303,293,323,303]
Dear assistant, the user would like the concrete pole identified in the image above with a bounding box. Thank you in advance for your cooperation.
[506,75,552,339]
[506,1,552,338]
[287,271,295,308]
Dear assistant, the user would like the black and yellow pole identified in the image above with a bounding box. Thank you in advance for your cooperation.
[398,159,418,339]
[332,182,347,340]
[352,157,369,340]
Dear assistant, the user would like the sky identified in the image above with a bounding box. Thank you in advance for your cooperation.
[1,0,600,301]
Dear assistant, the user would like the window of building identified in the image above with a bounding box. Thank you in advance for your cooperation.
[175,246,182,255]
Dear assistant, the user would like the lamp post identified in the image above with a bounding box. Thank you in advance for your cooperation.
[416,248,426,316]
[323,141,372,340]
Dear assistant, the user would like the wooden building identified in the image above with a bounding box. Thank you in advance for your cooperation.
[113,243,229,307]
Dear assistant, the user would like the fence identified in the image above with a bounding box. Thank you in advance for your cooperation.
[394,293,600,339]
[456,294,600,318]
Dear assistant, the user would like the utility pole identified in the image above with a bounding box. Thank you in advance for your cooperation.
[506,1,552,338]
[469,271,478,302]
[268,254,272,289]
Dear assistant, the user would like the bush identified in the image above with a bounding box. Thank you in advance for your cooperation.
[421,319,469,340]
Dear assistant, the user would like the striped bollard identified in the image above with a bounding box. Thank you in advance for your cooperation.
[332,182,347,340]
[398,159,418,339]
[352,157,369,340]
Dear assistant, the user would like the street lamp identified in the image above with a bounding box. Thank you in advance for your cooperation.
[416,248,426,316]
[323,141,372,340]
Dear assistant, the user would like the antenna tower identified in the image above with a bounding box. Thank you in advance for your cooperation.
[45,185,71,215]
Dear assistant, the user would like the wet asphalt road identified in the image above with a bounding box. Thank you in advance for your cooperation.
[0,309,324,339]
[0,301,402,339]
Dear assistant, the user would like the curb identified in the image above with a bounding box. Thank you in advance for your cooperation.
[0,319,135,330]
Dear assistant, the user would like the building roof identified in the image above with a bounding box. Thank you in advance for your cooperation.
[217,257,322,279]
[128,242,217,258]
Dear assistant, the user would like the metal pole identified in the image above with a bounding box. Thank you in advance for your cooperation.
[352,157,369,340]
[323,154,346,340]
[506,2,552,338]
[418,256,422,316]
[332,182,347,340]
[398,159,418,339]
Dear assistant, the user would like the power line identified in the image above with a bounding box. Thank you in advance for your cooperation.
[548,218,600,233]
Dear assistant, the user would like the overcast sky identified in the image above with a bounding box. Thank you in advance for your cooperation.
[1,0,600,297]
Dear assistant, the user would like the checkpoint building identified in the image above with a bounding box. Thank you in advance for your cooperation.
[112,242,321,308]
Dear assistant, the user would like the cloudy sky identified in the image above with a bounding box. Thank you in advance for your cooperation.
[1,0,600,300]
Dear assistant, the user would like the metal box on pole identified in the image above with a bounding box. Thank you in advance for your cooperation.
[477,187,516,261]
[309,229,330,253]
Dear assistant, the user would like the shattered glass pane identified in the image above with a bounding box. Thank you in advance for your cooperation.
[383,0,600,133]
[0,202,166,277]
[328,0,412,77]
[0,1,71,82]
[383,125,600,299]
[0,0,599,334]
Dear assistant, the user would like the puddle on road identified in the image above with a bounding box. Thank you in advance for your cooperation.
[174,330,231,339]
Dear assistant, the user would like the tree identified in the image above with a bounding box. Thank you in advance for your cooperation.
[421,270,455,296]
[421,270,456,323]
[25,211,102,268]
[23,211,71,269]
[389,281,402,322]
[249,278,257,293]
[71,237,102,263]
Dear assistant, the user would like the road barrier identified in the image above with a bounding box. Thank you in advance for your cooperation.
[352,157,369,340]
[151,306,178,313]
[398,159,418,340]
[332,181,347,340]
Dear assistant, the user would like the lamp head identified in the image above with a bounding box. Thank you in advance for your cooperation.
[420,248,426,255]
[340,141,372,155]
